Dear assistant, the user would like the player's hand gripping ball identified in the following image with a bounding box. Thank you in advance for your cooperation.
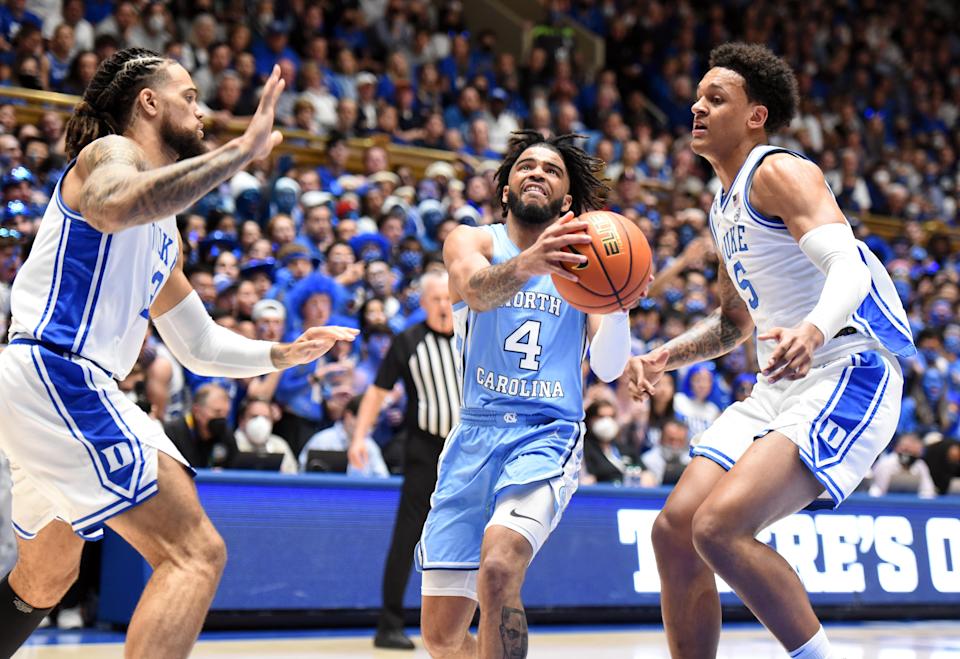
[551,211,653,313]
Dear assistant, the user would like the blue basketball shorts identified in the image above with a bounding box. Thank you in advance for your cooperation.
[416,409,584,573]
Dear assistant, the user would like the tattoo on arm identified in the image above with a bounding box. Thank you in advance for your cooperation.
[79,136,250,230]
[662,309,746,369]
[662,266,752,370]
[465,259,526,310]
[499,606,528,658]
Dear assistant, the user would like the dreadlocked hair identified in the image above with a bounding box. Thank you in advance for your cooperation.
[65,47,169,159]
[494,130,608,219]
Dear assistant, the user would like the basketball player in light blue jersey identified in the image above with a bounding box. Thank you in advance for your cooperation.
[418,131,641,659]
[0,49,358,658]
[627,44,915,659]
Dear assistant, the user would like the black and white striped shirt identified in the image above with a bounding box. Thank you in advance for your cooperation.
[375,322,460,441]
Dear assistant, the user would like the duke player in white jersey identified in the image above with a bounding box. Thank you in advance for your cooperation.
[627,43,915,659]
[0,48,357,658]
[419,131,643,658]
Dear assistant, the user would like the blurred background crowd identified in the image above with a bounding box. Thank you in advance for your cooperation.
[0,0,957,507]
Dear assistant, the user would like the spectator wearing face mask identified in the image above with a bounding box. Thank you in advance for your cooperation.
[233,398,297,474]
[640,418,692,487]
[163,383,237,469]
[868,434,936,498]
[582,400,627,485]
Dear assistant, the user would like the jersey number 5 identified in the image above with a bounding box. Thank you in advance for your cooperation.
[733,261,759,309]
[504,320,542,371]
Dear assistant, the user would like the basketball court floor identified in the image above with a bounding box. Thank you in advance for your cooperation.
[13,621,960,658]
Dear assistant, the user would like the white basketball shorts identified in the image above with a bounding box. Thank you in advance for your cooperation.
[691,349,903,506]
[0,342,191,541]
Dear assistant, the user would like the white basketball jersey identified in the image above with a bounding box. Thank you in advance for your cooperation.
[10,163,179,380]
[708,145,915,368]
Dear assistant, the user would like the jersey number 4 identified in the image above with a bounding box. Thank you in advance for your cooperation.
[504,320,542,371]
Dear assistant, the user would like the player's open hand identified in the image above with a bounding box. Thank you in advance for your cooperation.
[516,211,593,282]
[626,349,670,401]
[758,322,825,383]
[242,64,285,162]
[271,325,360,369]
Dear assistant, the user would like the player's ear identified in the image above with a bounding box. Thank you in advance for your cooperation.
[561,194,573,214]
[501,183,509,206]
[748,104,768,130]
[137,87,161,119]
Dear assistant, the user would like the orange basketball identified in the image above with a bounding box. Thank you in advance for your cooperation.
[551,211,653,314]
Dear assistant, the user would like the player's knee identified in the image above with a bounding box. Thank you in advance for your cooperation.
[192,526,227,581]
[421,622,466,657]
[170,523,226,583]
[477,554,521,602]
[12,560,79,605]
[690,507,731,568]
[651,505,695,558]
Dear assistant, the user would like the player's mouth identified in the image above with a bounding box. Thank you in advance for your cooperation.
[692,119,707,137]
[521,181,549,198]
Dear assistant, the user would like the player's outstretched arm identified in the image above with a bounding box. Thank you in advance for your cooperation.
[151,264,357,378]
[626,264,753,400]
[443,214,592,312]
[75,66,286,234]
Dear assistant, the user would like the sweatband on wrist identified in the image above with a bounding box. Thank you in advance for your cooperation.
[589,311,631,382]
[153,290,276,378]
[798,222,871,341]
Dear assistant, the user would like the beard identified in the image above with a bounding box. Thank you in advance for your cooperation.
[506,189,565,226]
[160,116,208,160]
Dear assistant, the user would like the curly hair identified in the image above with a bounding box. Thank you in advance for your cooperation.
[64,48,170,159]
[494,130,608,219]
[709,42,799,134]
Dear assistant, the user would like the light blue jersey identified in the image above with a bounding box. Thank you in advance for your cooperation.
[452,223,588,421]
[9,162,179,379]
[419,222,588,573]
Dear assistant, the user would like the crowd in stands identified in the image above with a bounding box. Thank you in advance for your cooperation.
[0,0,957,497]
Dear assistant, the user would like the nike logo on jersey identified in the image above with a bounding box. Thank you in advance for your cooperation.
[509,508,542,526]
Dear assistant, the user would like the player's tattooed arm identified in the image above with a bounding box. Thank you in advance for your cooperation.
[661,264,754,370]
[499,607,529,658]
[76,135,253,233]
[464,260,528,310]
[77,65,284,233]
[444,225,528,311]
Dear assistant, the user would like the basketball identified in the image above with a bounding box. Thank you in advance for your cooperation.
[551,211,653,314]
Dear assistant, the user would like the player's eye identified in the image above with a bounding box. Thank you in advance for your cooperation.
[712,96,722,105]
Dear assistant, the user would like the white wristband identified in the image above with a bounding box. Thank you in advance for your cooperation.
[153,290,276,378]
[798,223,871,341]
[589,311,631,382]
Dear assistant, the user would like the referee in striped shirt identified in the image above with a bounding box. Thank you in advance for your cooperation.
[349,270,459,650]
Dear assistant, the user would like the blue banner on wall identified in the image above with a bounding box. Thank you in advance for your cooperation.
[99,472,960,623]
